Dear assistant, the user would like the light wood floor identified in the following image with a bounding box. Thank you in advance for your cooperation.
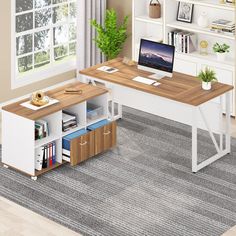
[0,196,82,236]
[0,116,236,236]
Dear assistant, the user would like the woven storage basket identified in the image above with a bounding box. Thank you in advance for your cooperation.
[149,0,161,19]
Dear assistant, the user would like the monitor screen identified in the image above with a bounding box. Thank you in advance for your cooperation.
[138,39,175,74]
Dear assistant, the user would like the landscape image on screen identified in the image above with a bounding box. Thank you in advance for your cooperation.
[139,40,174,73]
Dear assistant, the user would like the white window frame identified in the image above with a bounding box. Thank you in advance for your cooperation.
[11,0,78,89]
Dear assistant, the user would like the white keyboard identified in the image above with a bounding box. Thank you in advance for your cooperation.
[132,76,161,86]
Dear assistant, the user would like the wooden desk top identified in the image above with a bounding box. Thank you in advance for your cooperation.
[80,58,234,106]
[2,82,108,120]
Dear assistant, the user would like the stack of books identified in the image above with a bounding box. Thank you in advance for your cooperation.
[35,120,49,140]
[168,30,197,54]
[62,110,78,132]
[35,142,56,170]
[210,19,235,35]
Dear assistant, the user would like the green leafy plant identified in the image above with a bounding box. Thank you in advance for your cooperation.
[198,67,217,83]
[91,9,129,60]
[213,43,230,53]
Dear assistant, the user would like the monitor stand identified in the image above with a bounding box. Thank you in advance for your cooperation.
[148,74,165,80]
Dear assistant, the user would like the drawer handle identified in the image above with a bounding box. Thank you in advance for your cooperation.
[80,141,87,146]
[104,131,111,135]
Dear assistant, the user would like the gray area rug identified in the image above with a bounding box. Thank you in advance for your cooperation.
[0,106,236,236]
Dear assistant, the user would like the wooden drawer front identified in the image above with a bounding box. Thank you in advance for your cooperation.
[94,122,117,155]
[70,131,95,166]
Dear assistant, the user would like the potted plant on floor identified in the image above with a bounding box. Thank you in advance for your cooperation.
[91,9,129,60]
[198,67,217,90]
[213,42,230,61]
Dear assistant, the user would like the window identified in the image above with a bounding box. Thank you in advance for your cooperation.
[12,0,77,88]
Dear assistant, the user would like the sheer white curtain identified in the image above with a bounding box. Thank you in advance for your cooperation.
[77,0,106,73]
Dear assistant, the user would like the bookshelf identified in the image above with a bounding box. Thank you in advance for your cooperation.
[2,83,114,180]
[132,0,236,115]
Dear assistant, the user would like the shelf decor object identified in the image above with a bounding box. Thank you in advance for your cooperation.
[176,2,194,23]
[149,0,161,18]
[197,11,209,28]
[213,42,230,61]
[198,67,217,90]
[199,40,209,55]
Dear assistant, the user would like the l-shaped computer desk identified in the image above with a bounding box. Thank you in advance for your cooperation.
[80,58,234,173]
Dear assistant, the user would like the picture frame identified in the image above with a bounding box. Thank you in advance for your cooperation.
[176,2,194,23]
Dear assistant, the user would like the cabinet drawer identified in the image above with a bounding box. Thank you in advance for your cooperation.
[94,121,117,155]
[70,131,95,166]
[174,58,197,76]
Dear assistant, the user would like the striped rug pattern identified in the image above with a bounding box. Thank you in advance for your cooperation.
[0,107,236,236]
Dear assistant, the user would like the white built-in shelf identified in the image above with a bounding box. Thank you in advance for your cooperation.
[35,134,61,149]
[62,125,86,137]
[87,115,107,127]
[135,16,163,25]
[175,51,235,67]
[177,0,235,11]
[167,21,235,40]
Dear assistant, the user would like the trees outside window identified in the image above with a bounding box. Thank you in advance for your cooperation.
[13,0,77,88]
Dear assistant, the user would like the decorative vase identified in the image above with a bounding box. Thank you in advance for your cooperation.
[202,81,211,90]
[197,12,209,28]
[216,52,226,61]
[149,0,161,19]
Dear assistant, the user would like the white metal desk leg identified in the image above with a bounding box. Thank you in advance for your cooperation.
[192,107,198,173]
[225,91,231,154]
[118,104,123,119]
[219,95,224,151]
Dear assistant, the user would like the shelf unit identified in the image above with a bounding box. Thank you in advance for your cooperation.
[132,0,236,115]
[2,83,111,179]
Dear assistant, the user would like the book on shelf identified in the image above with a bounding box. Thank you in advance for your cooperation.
[62,110,78,132]
[35,119,49,140]
[168,30,197,54]
[35,141,56,170]
[210,19,235,35]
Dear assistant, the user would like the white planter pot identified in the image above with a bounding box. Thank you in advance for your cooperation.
[216,52,226,61]
[202,81,211,90]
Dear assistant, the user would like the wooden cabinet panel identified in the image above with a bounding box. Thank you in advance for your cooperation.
[94,122,117,155]
[70,131,95,166]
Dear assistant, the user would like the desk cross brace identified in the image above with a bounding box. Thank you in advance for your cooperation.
[191,92,231,173]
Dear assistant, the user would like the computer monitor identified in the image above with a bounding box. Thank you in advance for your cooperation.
[138,39,175,80]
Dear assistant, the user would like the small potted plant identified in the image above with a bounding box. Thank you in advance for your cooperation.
[213,42,230,61]
[198,67,217,90]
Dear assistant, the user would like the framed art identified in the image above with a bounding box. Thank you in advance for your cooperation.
[177,2,194,23]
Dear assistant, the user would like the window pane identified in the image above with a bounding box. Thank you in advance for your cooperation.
[16,34,33,56]
[69,24,76,41]
[69,2,76,21]
[18,55,33,73]
[53,25,68,45]
[52,4,68,24]
[69,42,76,55]
[35,8,51,28]
[52,0,67,4]
[34,30,50,51]
[16,13,33,33]
[34,50,50,68]
[35,0,51,8]
[16,0,33,13]
[54,45,68,60]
